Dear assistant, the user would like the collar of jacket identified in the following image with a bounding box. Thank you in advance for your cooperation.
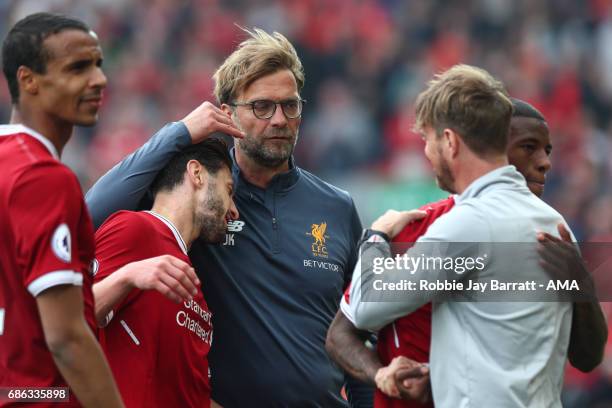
[455,164,527,204]
[230,147,301,193]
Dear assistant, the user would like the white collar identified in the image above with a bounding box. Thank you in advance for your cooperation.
[0,124,59,159]
[144,211,189,255]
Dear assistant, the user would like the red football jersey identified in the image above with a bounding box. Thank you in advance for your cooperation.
[95,210,213,408]
[341,197,455,408]
[0,125,95,407]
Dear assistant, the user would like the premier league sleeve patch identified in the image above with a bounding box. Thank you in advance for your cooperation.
[51,223,71,263]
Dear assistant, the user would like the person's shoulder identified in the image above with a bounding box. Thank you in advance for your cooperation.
[9,158,82,204]
[417,196,455,213]
[97,210,157,238]
[394,197,456,243]
[0,127,59,164]
[297,167,353,204]
[422,198,491,242]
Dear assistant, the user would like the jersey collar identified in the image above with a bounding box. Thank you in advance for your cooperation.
[144,211,189,255]
[0,124,59,159]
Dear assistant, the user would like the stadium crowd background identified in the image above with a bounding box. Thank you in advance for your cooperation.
[1,0,611,406]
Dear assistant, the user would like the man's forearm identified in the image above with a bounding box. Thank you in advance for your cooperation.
[93,269,133,327]
[37,285,123,407]
[568,300,608,372]
[85,122,192,229]
[349,242,435,331]
[326,311,381,385]
[50,323,124,407]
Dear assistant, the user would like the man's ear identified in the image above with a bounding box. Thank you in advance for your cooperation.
[17,66,38,96]
[221,103,233,116]
[442,128,460,159]
[186,160,208,189]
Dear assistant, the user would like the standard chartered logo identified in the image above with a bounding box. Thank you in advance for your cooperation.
[175,299,213,345]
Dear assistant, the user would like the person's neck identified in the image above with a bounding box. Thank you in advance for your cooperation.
[10,106,73,157]
[235,148,289,189]
[151,191,197,249]
[453,154,508,195]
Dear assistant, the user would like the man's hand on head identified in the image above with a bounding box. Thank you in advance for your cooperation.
[371,210,427,239]
[181,101,245,143]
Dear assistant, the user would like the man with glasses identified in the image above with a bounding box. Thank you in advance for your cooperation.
[86,28,362,407]
[230,99,305,120]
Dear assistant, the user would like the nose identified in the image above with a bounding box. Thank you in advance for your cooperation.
[91,66,107,90]
[269,103,288,128]
[227,198,239,221]
[536,151,552,175]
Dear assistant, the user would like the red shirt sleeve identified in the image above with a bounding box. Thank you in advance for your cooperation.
[342,197,455,320]
[94,212,160,313]
[393,197,455,243]
[10,162,88,297]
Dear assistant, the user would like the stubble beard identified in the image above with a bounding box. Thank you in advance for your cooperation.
[196,182,228,244]
[234,114,298,169]
[435,150,456,194]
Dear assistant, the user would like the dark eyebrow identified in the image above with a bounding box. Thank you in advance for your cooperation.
[517,137,541,144]
[66,58,94,70]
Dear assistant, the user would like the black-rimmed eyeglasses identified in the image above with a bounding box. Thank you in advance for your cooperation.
[229,99,306,120]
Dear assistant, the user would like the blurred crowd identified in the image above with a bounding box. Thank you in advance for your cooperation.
[1,0,611,406]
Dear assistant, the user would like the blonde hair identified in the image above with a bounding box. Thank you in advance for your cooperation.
[213,27,304,104]
[414,64,513,155]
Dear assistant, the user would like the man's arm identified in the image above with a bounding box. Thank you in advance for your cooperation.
[569,302,607,372]
[537,223,608,372]
[86,102,244,228]
[93,255,199,327]
[327,310,432,403]
[326,311,381,385]
[85,122,191,228]
[349,207,489,331]
[36,285,124,407]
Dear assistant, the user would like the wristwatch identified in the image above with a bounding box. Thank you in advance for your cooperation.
[358,229,390,246]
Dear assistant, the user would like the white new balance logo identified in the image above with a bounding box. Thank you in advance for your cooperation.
[227,220,245,232]
[224,220,245,247]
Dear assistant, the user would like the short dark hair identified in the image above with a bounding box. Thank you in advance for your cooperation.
[151,138,232,196]
[511,98,546,122]
[2,12,90,104]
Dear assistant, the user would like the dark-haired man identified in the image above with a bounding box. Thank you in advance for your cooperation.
[93,138,236,408]
[327,97,607,407]
[0,13,123,407]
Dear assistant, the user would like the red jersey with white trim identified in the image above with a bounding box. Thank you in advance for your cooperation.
[0,125,95,407]
[341,197,455,408]
[95,211,213,408]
